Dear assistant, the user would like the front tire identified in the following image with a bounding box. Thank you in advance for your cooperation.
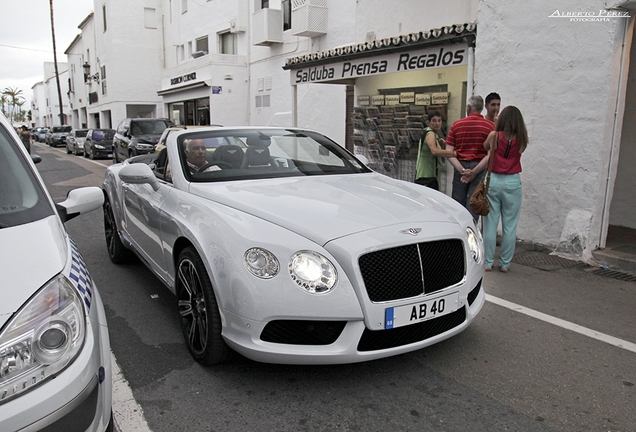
[103,196,134,264]
[177,247,230,365]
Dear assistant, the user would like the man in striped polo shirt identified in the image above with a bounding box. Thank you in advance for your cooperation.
[445,95,496,221]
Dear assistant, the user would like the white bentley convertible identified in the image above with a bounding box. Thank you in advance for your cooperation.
[102,127,485,365]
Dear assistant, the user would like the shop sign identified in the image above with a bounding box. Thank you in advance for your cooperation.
[357,95,370,106]
[171,72,197,86]
[385,95,400,105]
[291,43,468,85]
[431,92,449,104]
[415,93,431,105]
[400,92,415,103]
[372,95,385,105]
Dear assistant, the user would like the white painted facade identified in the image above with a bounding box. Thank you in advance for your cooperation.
[43,62,70,127]
[30,82,46,127]
[45,0,635,260]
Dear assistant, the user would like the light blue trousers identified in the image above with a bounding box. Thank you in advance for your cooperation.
[483,173,522,269]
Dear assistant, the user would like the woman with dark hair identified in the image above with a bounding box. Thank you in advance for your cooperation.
[19,126,32,154]
[414,111,458,190]
[482,106,528,272]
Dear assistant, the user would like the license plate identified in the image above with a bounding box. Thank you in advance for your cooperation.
[385,292,459,329]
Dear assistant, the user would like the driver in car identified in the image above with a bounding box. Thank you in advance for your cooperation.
[185,139,220,174]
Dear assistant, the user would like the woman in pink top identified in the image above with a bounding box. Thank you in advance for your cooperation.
[482,106,528,272]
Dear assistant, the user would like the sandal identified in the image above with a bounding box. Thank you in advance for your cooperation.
[485,267,492,272]
[498,265,509,273]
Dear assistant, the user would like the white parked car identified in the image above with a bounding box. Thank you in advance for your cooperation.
[102,127,485,365]
[0,112,113,431]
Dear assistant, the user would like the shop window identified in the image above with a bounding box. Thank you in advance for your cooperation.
[144,8,157,29]
[219,32,237,55]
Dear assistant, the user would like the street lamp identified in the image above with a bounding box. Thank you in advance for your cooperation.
[82,62,100,84]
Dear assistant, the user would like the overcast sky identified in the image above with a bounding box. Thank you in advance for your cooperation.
[1,0,94,108]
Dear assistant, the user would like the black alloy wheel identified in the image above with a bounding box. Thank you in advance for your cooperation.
[177,247,230,365]
[90,148,96,160]
[103,197,133,264]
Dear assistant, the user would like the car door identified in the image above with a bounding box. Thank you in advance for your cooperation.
[121,167,169,276]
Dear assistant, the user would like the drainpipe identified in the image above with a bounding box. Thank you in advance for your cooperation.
[466,46,475,99]
[599,15,633,248]
[292,84,298,127]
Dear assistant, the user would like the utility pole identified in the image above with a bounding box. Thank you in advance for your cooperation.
[49,0,65,125]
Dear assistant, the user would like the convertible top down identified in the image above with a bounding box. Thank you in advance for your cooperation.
[102,126,485,365]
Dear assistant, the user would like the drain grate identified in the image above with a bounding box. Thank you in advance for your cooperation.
[511,251,586,271]
[588,267,636,282]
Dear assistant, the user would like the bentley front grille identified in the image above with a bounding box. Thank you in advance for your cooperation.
[359,239,465,302]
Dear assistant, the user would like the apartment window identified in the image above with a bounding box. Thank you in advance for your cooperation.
[188,41,193,58]
[101,65,107,95]
[282,0,291,30]
[219,32,237,55]
[261,0,269,8]
[102,4,107,32]
[182,0,187,13]
[195,36,209,54]
[144,8,157,29]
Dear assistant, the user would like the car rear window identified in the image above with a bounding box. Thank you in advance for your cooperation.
[75,130,88,137]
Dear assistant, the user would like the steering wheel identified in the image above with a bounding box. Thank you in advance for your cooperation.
[196,161,234,173]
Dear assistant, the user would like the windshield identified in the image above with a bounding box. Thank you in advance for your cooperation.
[131,120,170,135]
[75,130,88,138]
[0,124,54,228]
[178,129,371,182]
[93,129,115,140]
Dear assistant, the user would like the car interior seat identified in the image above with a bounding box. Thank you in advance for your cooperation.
[211,145,245,169]
[243,136,273,168]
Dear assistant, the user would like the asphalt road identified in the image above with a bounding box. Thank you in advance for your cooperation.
[32,140,636,432]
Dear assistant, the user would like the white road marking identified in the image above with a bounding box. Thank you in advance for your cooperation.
[111,352,152,432]
[486,294,636,353]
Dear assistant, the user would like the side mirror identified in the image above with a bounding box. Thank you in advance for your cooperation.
[31,154,42,164]
[56,186,104,222]
[118,163,160,191]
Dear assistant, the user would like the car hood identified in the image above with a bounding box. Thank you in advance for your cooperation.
[189,173,464,245]
[134,134,161,144]
[0,216,66,327]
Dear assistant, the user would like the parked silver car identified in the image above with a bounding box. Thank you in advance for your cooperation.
[66,128,89,155]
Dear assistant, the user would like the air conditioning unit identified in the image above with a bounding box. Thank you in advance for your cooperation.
[291,0,327,38]
[253,8,283,46]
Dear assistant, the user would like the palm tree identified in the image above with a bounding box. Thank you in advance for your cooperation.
[16,99,26,122]
[2,87,23,122]
[0,94,7,116]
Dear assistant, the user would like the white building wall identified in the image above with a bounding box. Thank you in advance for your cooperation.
[474,0,632,259]
[31,82,46,127]
[43,62,70,126]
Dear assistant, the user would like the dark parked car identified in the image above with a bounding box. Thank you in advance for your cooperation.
[84,128,116,160]
[66,129,89,155]
[45,125,72,147]
[113,118,173,162]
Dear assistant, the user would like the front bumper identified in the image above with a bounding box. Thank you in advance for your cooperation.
[0,289,112,432]
[223,279,484,364]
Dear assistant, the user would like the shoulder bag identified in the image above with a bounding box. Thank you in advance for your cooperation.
[469,134,498,216]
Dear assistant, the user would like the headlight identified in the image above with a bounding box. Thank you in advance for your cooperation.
[244,248,279,279]
[95,144,105,149]
[0,275,86,404]
[289,251,338,294]
[466,227,482,263]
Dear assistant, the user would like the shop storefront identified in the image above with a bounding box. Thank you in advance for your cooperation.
[158,71,213,126]
[283,24,476,192]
